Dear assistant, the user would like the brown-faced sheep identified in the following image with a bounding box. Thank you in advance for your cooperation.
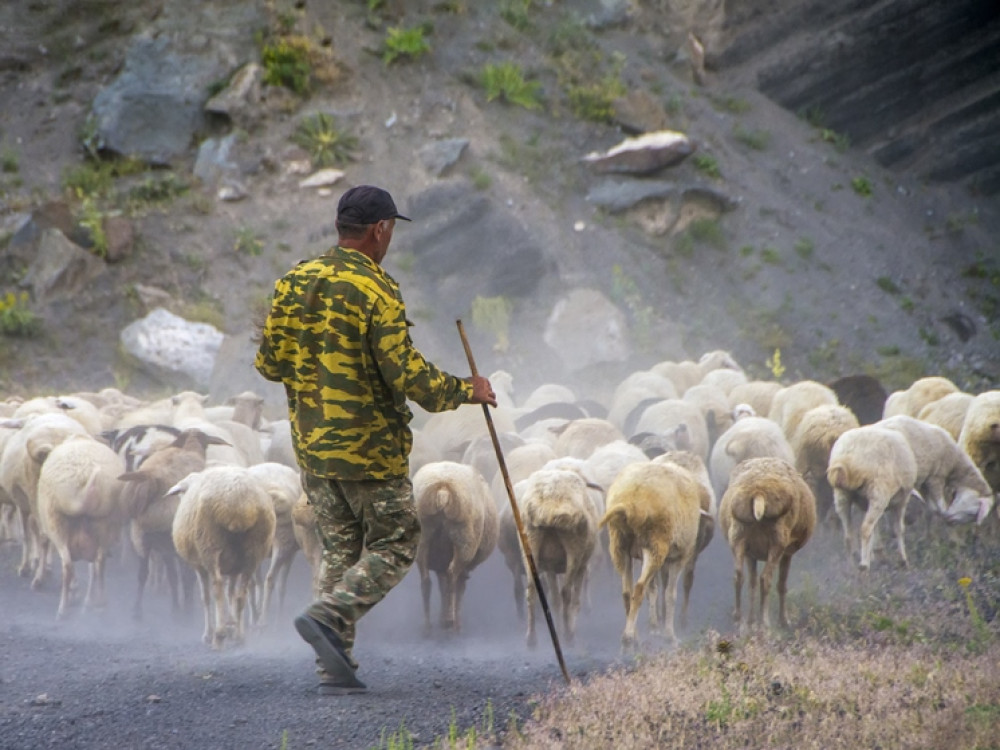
[719,457,816,629]
[169,465,277,648]
[601,460,703,647]
[883,376,959,419]
[413,461,499,635]
[791,405,860,523]
[827,426,918,570]
[34,434,127,619]
[958,390,1000,496]
[118,429,224,619]
[520,468,599,648]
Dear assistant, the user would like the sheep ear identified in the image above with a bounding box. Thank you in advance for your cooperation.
[0,417,27,430]
[699,508,713,519]
[909,489,926,506]
[977,496,994,525]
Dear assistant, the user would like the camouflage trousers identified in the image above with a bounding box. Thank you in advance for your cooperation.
[301,472,420,673]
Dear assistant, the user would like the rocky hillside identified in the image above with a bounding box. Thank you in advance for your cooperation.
[1,0,998,411]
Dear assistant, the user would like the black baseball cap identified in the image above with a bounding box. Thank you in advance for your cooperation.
[336,185,411,225]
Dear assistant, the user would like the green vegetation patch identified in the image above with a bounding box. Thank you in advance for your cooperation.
[292,112,359,167]
[480,62,543,110]
[383,24,432,66]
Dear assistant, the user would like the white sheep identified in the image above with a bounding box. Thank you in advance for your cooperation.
[553,417,625,460]
[263,418,297,469]
[652,349,743,396]
[520,383,578,411]
[412,461,499,635]
[719,457,816,629]
[957,390,1000,496]
[727,381,783,420]
[600,460,703,647]
[883,375,959,419]
[790,405,860,522]
[520,467,599,647]
[633,398,710,462]
[698,367,748,396]
[606,370,678,431]
[682,382,735,448]
[169,465,277,648]
[879,415,994,524]
[291,491,322,600]
[34,434,127,619]
[709,416,795,499]
[0,412,89,581]
[917,391,973,441]
[767,380,839,442]
[827,426,918,570]
[247,461,306,625]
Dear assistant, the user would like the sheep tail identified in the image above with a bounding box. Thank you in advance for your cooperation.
[599,505,626,530]
[63,465,107,517]
[420,482,462,520]
[213,498,261,534]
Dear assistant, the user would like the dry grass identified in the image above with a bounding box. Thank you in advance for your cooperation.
[500,519,1000,749]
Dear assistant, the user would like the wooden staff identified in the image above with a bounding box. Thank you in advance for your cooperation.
[456,320,572,685]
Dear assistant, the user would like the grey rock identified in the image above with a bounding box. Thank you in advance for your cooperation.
[583,131,694,174]
[543,288,631,372]
[398,181,555,319]
[418,138,469,177]
[119,307,224,389]
[19,228,105,303]
[586,179,678,213]
[204,61,262,127]
[194,134,240,188]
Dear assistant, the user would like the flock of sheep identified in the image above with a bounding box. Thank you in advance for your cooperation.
[1,350,997,653]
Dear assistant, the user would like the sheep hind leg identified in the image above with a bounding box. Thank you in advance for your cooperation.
[438,568,456,631]
[84,548,108,611]
[858,498,888,572]
[746,558,760,629]
[452,569,469,634]
[759,549,783,629]
[889,492,911,568]
[623,549,665,650]
[660,560,683,645]
[55,547,74,620]
[133,552,150,621]
[419,564,433,636]
[679,558,696,630]
[731,544,745,626]
[231,571,251,646]
[194,568,214,646]
[775,555,792,629]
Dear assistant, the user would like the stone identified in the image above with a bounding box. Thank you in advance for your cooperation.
[612,90,669,134]
[102,216,135,264]
[418,138,469,177]
[583,131,694,174]
[19,228,105,303]
[543,288,631,372]
[204,62,262,127]
[194,134,240,188]
[119,307,224,389]
[298,168,345,189]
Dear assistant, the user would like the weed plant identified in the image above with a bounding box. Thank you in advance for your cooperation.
[480,62,543,110]
[261,36,313,94]
[292,112,358,167]
[471,295,511,353]
[733,125,770,151]
[1,147,18,173]
[234,227,264,256]
[693,153,720,179]
[851,176,873,197]
[383,25,431,65]
[0,291,39,336]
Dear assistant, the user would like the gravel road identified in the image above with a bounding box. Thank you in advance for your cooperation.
[0,532,740,750]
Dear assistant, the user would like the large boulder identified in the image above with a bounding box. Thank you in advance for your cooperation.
[543,288,632,372]
[120,307,224,389]
[18,229,105,303]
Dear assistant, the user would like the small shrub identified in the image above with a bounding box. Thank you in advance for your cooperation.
[919,327,940,346]
[712,94,750,114]
[819,128,851,152]
[127,173,189,206]
[876,344,901,357]
[470,169,491,190]
[76,192,107,257]
[1,147,18,174]
[0,291,39,336]
[262,36,312,94]
[794,237,815,260]
[760,246,781,265]
[900,295,915,313]
[851,176,873,197]
[292,112,358,167]
[733,125,770,151]
[566,72,626,124]
[383,25,431,66]
[480,62,543,110]
[234,227,264,256]
[875,276,901,294]
[692,153,720,179]
[500,0,534,31]
[739,244,754,257]
[766,348,786,379]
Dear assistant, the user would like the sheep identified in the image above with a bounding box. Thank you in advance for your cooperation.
[263,418,297,469]
[600,460,703,647]
[514,401,589,434]
[917,392,973,441]
[0,412,89,581]
[698,367,748,397]
[34,434,127,619]
[957,390,1000,495]
[682,383,734,449]
[460,431,524,487]
[790,405,860,523]
[879,415,993,524]
[519,467,599,647]
[719,457,816,629]
[883,375,959,419]
[709,416,795,499]
[727,381,783,421]
[827,374,887,425]
[104,423,181,471]
[628,422,694,459]
[827,426,918,570]
[490,441,558,513]
[767,380,839,442]
[653,349,743,396]
[416,370,517,461]
[117,428,226,619]
[205,390,266,430]
[291,491,322,600]
[169,465,277,648]
[633,399,710,462]
[520,383,578,411]
[553,417,625,460]
[247,461,306,625]
[412,461,499,635]
[606,370,678,431]
[650,450,716,629]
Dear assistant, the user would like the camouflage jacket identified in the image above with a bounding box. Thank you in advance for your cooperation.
[255,245,473,481]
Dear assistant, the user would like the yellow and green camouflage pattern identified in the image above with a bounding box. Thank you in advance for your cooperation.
[255,245,473,480]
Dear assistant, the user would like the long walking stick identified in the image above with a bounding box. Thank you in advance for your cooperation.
[456,320,572,686]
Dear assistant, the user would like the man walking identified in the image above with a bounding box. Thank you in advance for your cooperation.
[255,185,496,694]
